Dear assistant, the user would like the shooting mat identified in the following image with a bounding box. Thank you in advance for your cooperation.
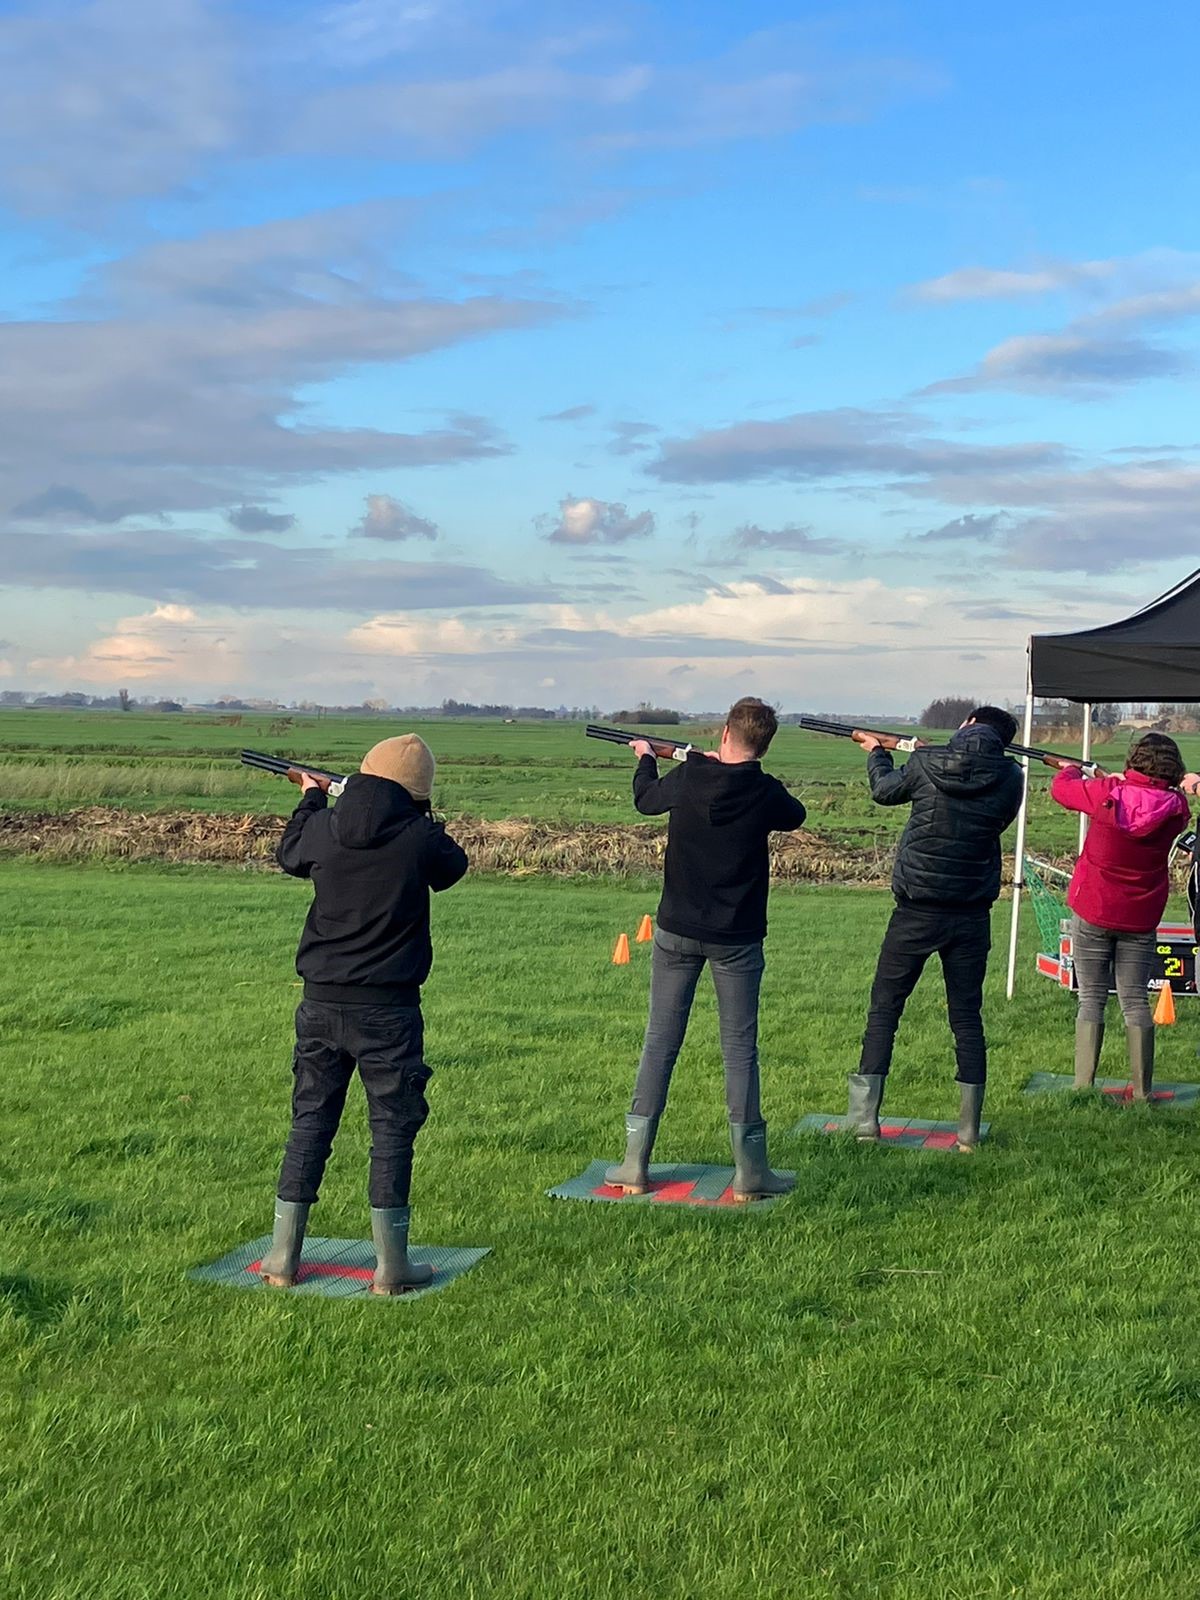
[547,1160,793,1206]
[790,1114,989,1150]
[189,1235,489,1299]
[1023,1072,1200,1105]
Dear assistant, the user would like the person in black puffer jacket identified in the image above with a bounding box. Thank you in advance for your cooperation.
[846,706,1024,1151]
[258,734,467,1295]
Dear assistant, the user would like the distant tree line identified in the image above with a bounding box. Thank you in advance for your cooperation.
[608,703,682,725]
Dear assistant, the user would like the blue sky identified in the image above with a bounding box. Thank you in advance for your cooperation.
[1,0,1198,712]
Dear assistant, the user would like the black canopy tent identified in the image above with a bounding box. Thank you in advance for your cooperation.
[1005,569,1200,997]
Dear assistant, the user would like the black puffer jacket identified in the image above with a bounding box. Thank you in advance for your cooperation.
[868,725,1025,909]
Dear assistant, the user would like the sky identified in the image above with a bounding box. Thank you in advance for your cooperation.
[1,0,1198,713]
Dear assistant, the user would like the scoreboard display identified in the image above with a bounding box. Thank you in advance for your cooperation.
[1037,921,1199,995]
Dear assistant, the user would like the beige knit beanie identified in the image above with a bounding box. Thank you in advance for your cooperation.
[359,734,436,801]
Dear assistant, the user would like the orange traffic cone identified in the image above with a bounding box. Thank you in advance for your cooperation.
[1154,983,1176,1026]
[636,915,653,943]
[612,933,631,965]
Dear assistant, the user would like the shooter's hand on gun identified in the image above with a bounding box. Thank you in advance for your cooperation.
[242,751,348,796]
[586,725,693,762]
[1040,754,1108,776]
[850,728,927,754]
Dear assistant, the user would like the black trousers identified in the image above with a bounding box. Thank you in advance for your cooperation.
[858,903,992,1085]
[276,1000,432,1208]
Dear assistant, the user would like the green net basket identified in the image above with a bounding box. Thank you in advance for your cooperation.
[1023,855,1071,954]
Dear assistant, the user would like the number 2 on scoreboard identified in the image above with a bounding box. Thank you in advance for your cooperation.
[1164,957,1184,978]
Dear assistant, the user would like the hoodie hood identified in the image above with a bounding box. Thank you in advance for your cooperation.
[922,724,1013,798]
[682,750,775,825]
[1112,769,1189,838]
[329,772,427,850]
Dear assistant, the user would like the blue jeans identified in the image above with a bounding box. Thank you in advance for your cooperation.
[629,929,766,1122]
[1071,917,1154,1028]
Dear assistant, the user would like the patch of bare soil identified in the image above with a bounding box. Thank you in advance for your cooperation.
[0,808,900,883]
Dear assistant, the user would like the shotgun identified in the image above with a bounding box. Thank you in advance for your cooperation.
[241,749,348,796]
[796,715,1102,772]
[585,724,694,761]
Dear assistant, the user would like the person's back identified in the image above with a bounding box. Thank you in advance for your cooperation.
[869,724,1025,909]
[1053,764,1188,934]
[606,697,806,1202]
[848,706,1024,1151]
[281,770,467,1000]
[1052,733,1189,1098]
[260,734,467,1294]
[635,749,805,945]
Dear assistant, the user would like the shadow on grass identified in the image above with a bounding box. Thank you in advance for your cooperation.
[0,1190,102,1233]
[0,1271,74,1327]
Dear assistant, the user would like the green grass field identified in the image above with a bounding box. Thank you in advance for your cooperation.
[4,862,1200,1598]
[0,707,1165,854]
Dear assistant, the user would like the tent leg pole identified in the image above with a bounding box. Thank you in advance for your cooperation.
[1079,703,1093,852]
[1005,666,1035,1000]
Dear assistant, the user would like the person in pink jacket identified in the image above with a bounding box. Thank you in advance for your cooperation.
[1051,733,1190,1097]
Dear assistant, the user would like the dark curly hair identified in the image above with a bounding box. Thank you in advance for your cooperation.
[1127,731,1185,786]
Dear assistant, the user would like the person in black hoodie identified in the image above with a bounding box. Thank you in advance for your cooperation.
[258,734,468,1293]
[846,705,1024,1151]
[605,697,807,1200]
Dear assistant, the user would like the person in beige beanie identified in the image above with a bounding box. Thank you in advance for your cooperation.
[360,734,436,802]
[258,730,467,1294]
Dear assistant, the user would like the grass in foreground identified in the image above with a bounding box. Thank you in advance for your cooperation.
[3,864,1200,1598]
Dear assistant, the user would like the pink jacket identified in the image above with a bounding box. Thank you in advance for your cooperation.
[1051,766,1189,933]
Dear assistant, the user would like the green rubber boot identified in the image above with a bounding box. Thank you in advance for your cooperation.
[955,1082,986,1152]
[370,1206,434,1294]
[259,1199,310,1287]
[1127,1026,1154,1102]
[730,1121,793,1202]
[605,1113,660,1194]
[846,1073,885,1140]
[1074,1020,1105,1088]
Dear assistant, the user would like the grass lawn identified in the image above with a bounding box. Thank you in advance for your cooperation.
[3,863,1200,1598]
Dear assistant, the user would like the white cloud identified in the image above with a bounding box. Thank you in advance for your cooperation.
[352,494,440,541]
[546,496,656,544]
[909,262,1114,302]
[924,330,1189,395]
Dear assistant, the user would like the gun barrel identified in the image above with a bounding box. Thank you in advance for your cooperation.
[240,749,347,784]
[584,725,691,760]
[1008,741,1095,768]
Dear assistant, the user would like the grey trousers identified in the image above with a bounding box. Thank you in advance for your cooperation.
[629,929,766,1123]
[1072,916,1155,1027]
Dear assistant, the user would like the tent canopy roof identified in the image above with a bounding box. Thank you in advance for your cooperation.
[1030,569,1200,702]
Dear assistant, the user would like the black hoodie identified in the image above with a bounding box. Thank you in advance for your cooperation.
[867,724,1025,909]
[633,751,807,943]
[277,774,468,1003]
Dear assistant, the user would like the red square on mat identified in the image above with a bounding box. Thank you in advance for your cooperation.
[590,1178,700,1201]
[248,1258,377,1284]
